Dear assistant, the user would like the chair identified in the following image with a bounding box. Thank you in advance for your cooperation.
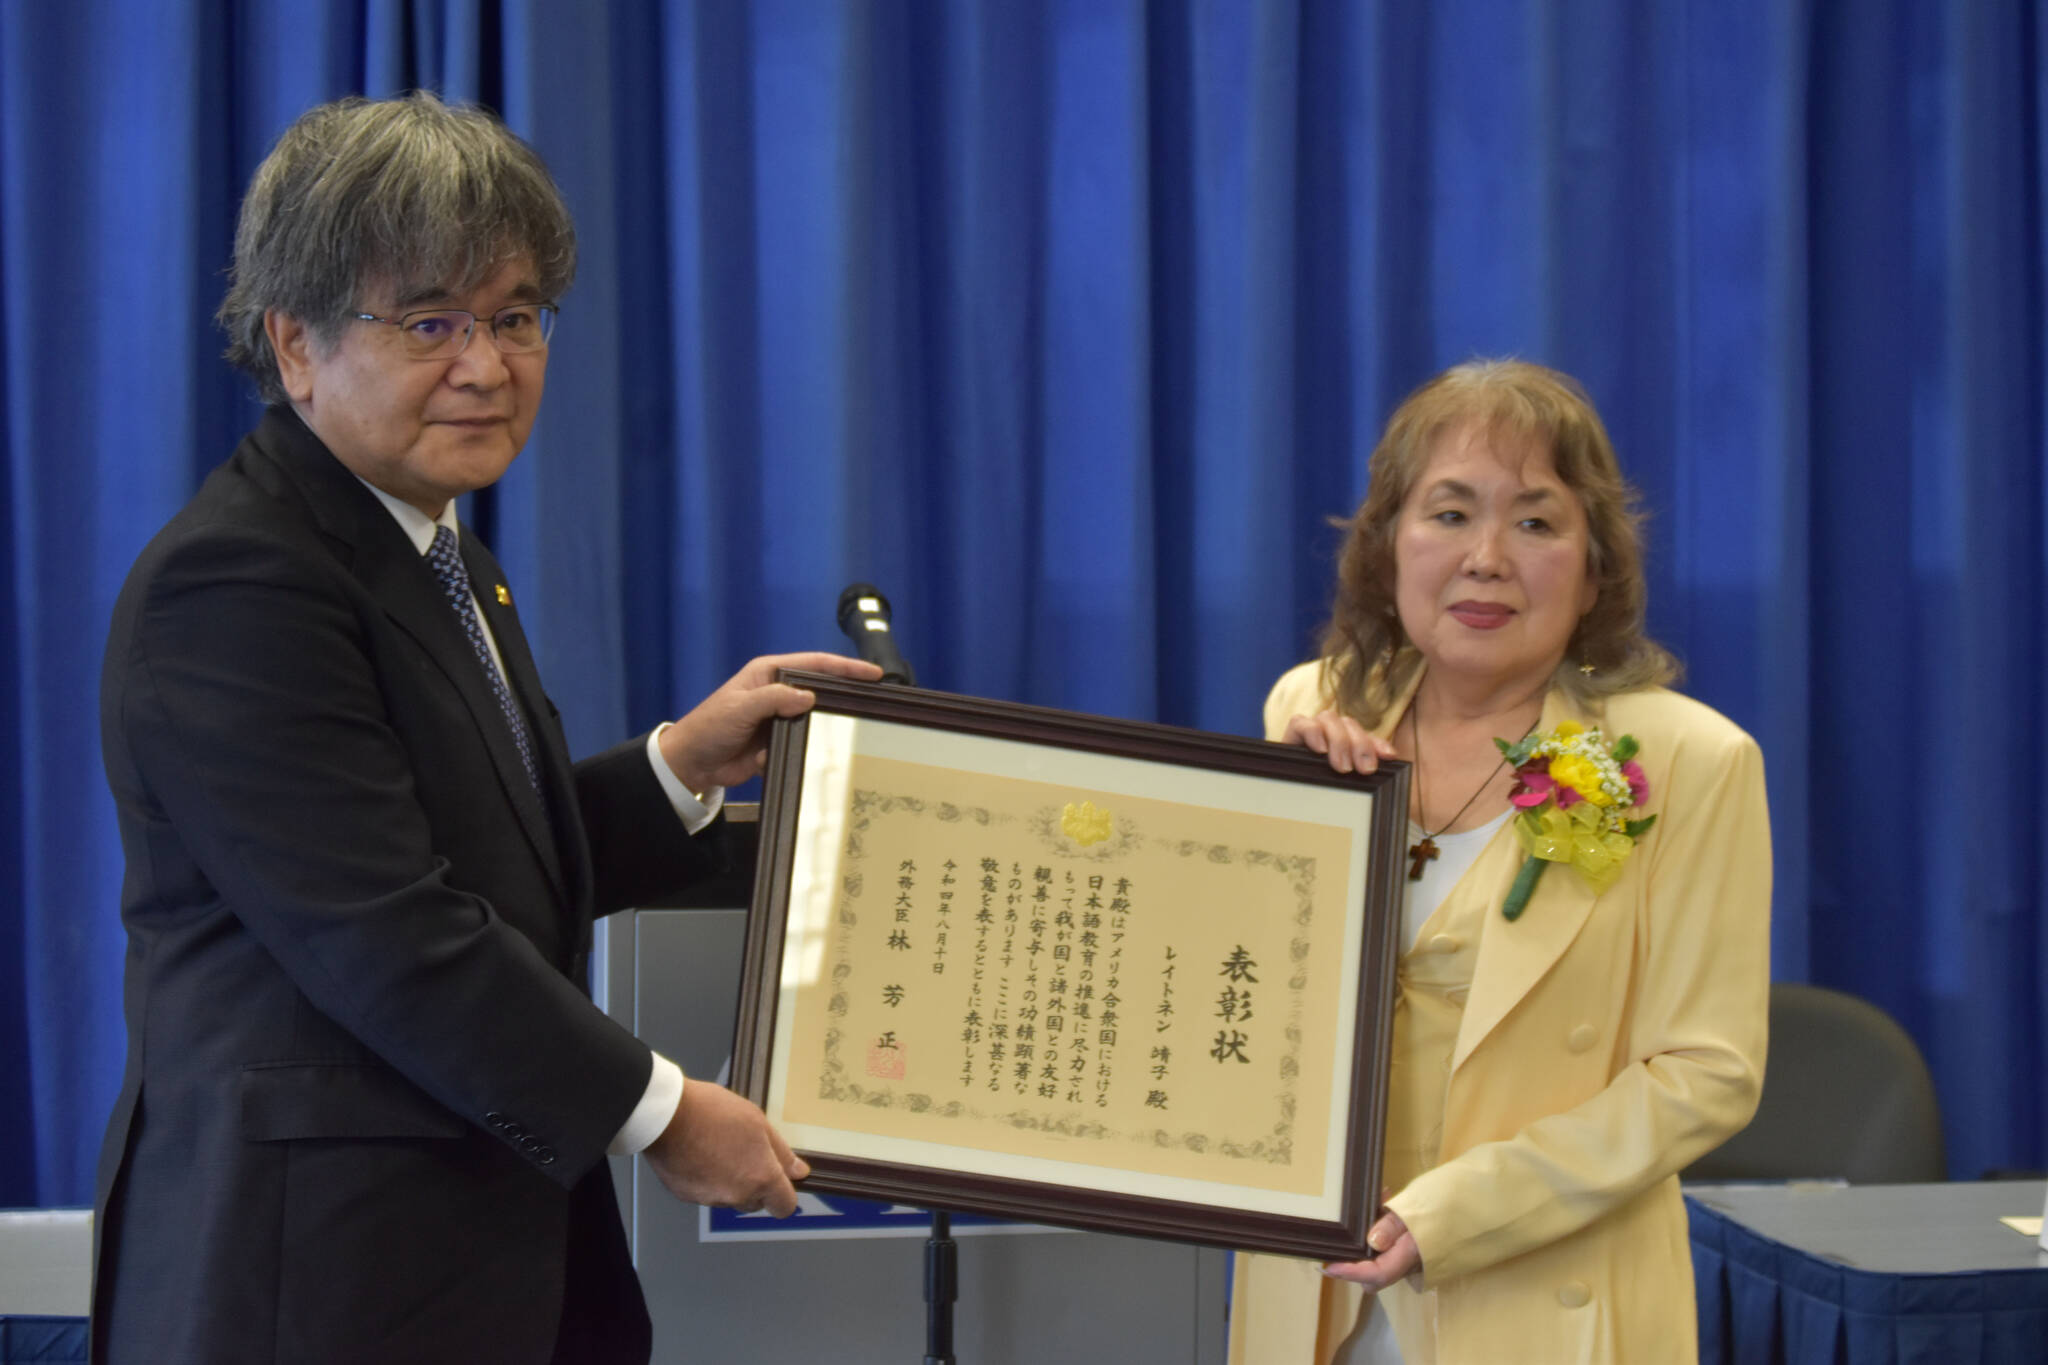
[1683,982,1946,1184]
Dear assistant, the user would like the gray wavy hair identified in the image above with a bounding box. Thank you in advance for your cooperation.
[218,91,576,403]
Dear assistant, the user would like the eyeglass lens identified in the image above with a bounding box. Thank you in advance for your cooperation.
[397,305,556,358]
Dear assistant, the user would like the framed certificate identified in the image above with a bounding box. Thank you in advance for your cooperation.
[732,672,1408,1261]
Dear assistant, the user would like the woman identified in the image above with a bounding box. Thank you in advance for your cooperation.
[1230,360,1770,1364]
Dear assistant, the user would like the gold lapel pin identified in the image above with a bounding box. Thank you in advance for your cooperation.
[494,584,512,606]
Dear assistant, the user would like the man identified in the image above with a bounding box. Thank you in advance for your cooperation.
[91,92,876,1364]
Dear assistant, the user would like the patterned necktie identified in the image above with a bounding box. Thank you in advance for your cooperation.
[426,526,542,796]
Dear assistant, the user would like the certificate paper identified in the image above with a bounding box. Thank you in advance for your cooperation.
[735,676,1407,1260]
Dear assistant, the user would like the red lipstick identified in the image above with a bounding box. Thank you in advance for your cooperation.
[1447,601,1513,629]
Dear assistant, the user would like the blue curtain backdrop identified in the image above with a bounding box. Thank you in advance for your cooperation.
[2,1,2042,1207]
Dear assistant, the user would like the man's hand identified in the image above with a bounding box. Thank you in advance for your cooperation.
[1322,1210,1420,1290]
[642,1079,810,1216]
[658,652,883,794]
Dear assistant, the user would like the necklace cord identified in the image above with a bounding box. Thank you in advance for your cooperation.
[1409,702,1511,840]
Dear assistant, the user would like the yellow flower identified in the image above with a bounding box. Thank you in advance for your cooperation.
[1548,753,1616,806]
[1502,724,1655,921]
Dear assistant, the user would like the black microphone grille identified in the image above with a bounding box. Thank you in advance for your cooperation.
[836,582,891,633]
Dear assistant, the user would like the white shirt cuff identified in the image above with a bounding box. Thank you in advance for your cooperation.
[607,1052,685,1156]
[645,724,724,833]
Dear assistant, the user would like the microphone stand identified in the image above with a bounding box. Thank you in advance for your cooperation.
[838,586,954,1362]
[923,1209,957,1365]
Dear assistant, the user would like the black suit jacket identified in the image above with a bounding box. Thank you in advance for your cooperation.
[92,407,726,1364]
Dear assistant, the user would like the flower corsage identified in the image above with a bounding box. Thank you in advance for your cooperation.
[1495,720,1656,921]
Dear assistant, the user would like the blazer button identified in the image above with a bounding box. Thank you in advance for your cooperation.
[1566,1024,1598,1053]
[537,1148,558,1165]
[1557,1281,1591,1308]
[1427,933,1461,955]
[485,1111,505,1126]
[517,1135,540,1152]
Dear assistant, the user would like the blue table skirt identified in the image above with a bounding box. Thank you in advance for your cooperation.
[0,1317,87,1365]
[1689,1198,2048,1365]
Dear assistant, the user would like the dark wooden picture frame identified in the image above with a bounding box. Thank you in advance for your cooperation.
[732,672,1409,1260]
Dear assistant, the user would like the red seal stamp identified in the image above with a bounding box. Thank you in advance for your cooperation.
[867,1042,906,1080]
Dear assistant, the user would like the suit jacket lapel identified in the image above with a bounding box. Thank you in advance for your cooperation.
[1448,687,1600,1073]
[462,534,588,913]
[362,533,573,904]
[247,409,571,903]
[1376,668,1602,1075]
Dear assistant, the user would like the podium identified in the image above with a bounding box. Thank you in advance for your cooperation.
[593,806,1230,1363]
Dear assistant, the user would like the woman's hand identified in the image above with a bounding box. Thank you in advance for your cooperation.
[1323,1210,1420,1290]
[1280,710,1398,776]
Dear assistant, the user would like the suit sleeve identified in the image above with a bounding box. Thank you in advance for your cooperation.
[112,522,650,1187]
[1386,724,1772,1283]
[571,734,739,914]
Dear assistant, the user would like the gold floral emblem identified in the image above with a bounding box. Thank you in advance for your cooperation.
[1060,800,1113,847]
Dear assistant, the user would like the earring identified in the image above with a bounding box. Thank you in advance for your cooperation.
[1578,660,1595,676]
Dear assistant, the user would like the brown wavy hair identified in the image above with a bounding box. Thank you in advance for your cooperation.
[1318,359,1679,725]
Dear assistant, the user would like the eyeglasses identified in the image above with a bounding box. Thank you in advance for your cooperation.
[350,302,559,359]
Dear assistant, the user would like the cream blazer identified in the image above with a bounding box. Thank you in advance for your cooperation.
[1237,662,1771,1365]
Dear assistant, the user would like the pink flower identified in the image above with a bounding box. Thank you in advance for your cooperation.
[1622,759,1649,807]
[1520,760,1584,808]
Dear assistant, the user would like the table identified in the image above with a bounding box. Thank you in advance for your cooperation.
[1688,1180,2048,1364]
[0,1207,90,1364]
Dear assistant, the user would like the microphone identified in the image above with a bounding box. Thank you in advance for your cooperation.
[836,583,916,686]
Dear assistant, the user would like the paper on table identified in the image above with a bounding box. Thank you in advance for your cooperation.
[1996,1215,2042,1237]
